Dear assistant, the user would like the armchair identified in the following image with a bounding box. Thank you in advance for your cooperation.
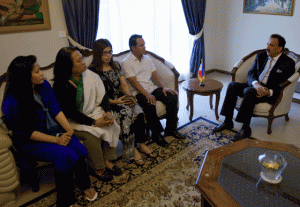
[231,48,300,134]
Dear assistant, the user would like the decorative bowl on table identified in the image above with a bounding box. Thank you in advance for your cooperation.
[258,151,287,184]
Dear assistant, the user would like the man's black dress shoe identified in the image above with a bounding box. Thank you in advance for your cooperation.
[153,134,169,147]
[230,128,252,142]
[212,121,233,132]
[165,130,186,139]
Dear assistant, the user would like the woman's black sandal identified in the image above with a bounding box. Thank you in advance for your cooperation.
[107,165,123,176]
[93,169,113,182]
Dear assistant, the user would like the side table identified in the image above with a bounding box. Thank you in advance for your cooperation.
[182,78,223,121]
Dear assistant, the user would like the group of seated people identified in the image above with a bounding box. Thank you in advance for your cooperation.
[2,34,184,207]
[3,32,293,207]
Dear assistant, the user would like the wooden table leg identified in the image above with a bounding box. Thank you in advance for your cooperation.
[201,195,212,207]
[186,91,194,122]
[186,90,191,110]
[215,91,220,120]
[209,95,213,109]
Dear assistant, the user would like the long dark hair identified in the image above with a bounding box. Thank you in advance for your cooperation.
[53,47,78,85]
[2,55,38,124]
[90,39,119,72]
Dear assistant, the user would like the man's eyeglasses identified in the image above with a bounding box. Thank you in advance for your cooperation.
[102,50,113,56]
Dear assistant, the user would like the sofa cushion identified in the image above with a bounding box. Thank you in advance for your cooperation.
[236,97,272,116]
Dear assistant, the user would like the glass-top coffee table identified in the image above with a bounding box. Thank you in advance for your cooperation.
[195,138,300,207]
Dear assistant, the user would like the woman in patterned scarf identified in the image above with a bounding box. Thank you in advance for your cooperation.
[89,39,157,166]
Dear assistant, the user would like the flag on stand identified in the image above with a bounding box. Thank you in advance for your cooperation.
[197,64,205,83]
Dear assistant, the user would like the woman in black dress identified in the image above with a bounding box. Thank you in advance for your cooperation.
[90,39,157,166]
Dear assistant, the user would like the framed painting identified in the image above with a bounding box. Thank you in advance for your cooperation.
[243,0,294,16]
[0,0,51,34]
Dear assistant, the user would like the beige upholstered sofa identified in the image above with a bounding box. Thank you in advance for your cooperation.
[0,49,179,206]
[0,125,19,207]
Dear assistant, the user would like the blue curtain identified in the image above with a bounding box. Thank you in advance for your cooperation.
[62,0,100,49]
[181,0,206,77]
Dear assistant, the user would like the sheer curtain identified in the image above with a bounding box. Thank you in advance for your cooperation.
[96,0,193,81]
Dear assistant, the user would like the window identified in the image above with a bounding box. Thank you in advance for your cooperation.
[97,0,193,80]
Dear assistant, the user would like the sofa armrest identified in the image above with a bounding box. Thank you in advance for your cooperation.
[0,126,12,151]
[150,57,177,91]
[272,73,300,116]
[147,52,179,92]
[0,124,19,207]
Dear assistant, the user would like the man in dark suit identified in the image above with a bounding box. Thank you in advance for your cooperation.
[213,34,295,141]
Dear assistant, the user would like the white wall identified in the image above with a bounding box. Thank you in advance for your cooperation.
[0,1,69,75]
[204,0,300,72]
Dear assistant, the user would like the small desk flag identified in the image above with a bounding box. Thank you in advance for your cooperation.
[197,64,205,83]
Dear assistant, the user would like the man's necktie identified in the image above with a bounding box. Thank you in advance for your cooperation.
[258,58,273,83]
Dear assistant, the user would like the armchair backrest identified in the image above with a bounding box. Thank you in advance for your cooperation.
[232,48,300,83]
[232,49,264,83]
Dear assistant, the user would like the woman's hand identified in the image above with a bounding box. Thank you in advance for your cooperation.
[122,95,137,106]
[30,130,72,146]
[94,112,114,127]
[111,96,132,105]
[55,112,75,137]
[56,132,72,146]
[65,129,74,137]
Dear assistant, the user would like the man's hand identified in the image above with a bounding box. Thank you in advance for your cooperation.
[253,82,270,98]
[162,87,178,96]
[146,94,156,105]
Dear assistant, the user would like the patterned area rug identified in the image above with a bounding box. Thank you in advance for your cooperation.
[28,117,236,207]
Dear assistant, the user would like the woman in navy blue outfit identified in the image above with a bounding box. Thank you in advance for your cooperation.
[2,55,97,207]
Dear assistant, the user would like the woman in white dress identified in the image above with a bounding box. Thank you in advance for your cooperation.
[53,47,122,181]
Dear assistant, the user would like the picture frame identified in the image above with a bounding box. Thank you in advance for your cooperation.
[243,0,294,16]
[0,0,51,34]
